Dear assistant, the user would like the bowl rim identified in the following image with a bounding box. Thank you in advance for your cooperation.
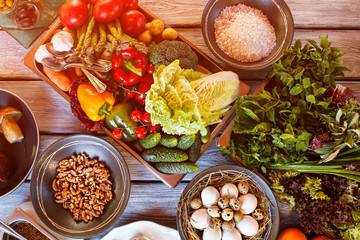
[30,134,131,239]
[0,88,40,198]
[201,0,294,70]
[176,164,280,240]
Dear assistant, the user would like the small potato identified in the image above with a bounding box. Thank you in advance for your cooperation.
[145,22,151,30]
[5,0,12,8]
[150,19,164,35]
[138,30,152,45]
[162,28,178,40]
[152,33,163,43]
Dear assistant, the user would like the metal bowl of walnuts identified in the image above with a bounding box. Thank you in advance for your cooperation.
[176,164,279,240]
[30,134,131,239]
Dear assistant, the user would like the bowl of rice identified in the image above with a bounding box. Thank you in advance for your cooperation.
[202,0,294,71]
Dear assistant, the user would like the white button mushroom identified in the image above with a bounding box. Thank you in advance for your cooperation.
[238,193,257,214]
[0,107,24,144]
[190,208,210,230]
[201,186,220,207]
[221,183,238,198]
[222,227,242,240]
[235,215,259,236]
[203,226,222,240]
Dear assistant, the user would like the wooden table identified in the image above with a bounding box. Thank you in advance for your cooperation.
[0,0,359,239]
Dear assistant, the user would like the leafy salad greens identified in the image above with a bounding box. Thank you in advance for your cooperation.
[145,60,240,136]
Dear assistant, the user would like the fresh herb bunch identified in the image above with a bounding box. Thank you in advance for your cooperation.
[222,36,351,171]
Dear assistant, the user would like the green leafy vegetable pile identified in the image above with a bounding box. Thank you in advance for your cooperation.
[145,60,240,136]
[221,36,360,238]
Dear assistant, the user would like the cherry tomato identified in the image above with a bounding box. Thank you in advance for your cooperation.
[111,53,123,70]
[59,0,88,29]
[147,63,155,75]
[93,0,123,23]
[126,87,136,99]
[112,129,123,139]
[120,9,146,38]
[142,112,151,124]
[122,0,138,10]
[135,126,147,139]
[148,124,160,134]
[83,0,97,4]
[130,110,142,122]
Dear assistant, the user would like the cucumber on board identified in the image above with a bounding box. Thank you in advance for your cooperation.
[159,134,178,148]
[142,146,188,162]
[188,132,202,162]
[155,162,199,174]
[139,133,161,149]
[177,134,196,150]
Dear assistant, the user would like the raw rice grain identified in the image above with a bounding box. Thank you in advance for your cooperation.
[214,3,276,62]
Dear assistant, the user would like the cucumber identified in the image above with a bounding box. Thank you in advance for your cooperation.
[201,126,211,143]
[177,134,196,150]
[139,133,161,149]
[159,134,178,148]
[188,132,202,162]
[142,146,188,162]
[155,162,199,174]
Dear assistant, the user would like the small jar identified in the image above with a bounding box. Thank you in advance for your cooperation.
[12,1,39,30]
[0,0,17,15]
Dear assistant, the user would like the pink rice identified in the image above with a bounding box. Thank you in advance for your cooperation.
[214,3,276,62]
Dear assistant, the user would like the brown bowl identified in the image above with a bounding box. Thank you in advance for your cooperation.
[30,134,131,239]
[0,89,39,198]
[202,0,294,71]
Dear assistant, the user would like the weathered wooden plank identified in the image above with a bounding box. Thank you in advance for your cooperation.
[0,29,359,80]
[140,0,360,29]
[0,81,84,133]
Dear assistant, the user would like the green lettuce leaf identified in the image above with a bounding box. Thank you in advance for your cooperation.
[145,60,240,136]
[341,226,360,240]
[301,175,331,201]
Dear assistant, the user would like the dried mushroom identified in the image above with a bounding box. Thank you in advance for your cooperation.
[0,106,24,144]
[52,153,113,222]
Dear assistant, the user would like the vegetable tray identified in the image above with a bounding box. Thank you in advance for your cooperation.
[23,4,251,188]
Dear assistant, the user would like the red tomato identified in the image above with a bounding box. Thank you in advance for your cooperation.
[123,0,138,10]
[130,110,142,122]
[59,0,88,29]
[93,0,123,23]
[83,0,97,4]
[148,124,160,134]
[147,63,155,75]
[120,10,146,38]
[125,87,136,99]
[142,112,151,124]
[135,126,147,139]
[112,129,123,139]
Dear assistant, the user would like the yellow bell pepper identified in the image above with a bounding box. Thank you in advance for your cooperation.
[77,83,115,122]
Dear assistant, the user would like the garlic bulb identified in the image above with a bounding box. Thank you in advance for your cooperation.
[34,44,53,63]
[51,30,74,52]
